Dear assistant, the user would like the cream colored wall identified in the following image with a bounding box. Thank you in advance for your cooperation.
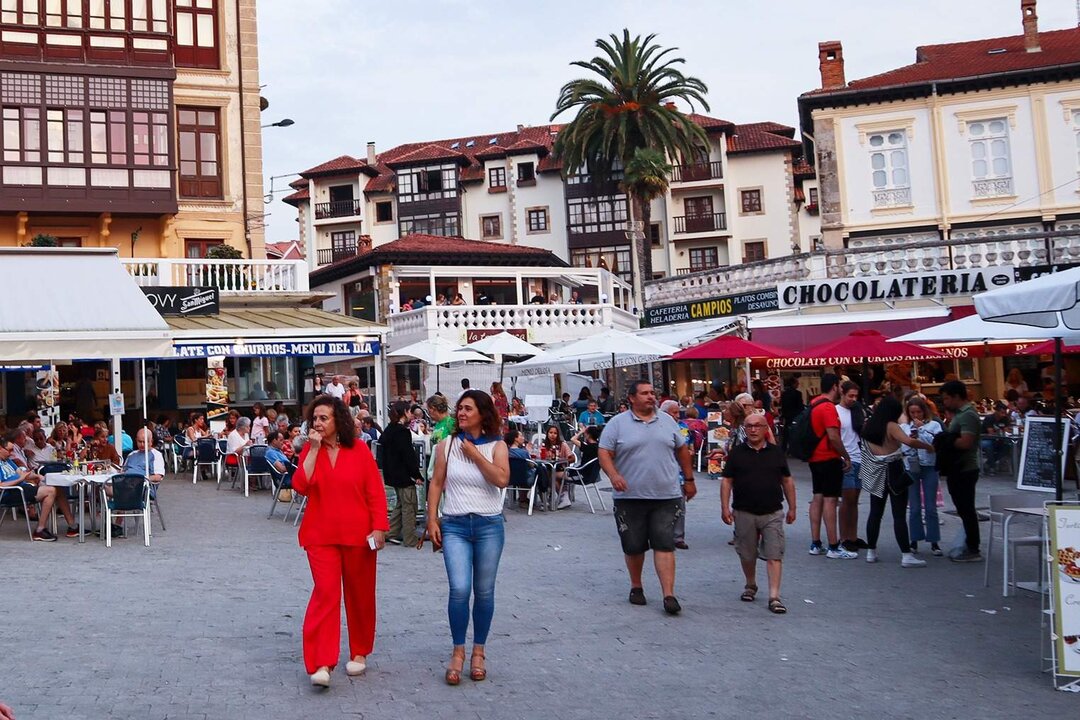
[725,152,796,261]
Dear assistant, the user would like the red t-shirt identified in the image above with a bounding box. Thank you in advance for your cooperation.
[292,442,389,548]
[808,395,841,463]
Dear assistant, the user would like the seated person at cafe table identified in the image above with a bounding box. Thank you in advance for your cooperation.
[27,428,58,469]
[97,428,167,539]
[578,400,606,427]
[538,425,574,509]
[979,401,1014,474]
[0,431,78,540]
[264,431,291,475]
[87,427,122,468]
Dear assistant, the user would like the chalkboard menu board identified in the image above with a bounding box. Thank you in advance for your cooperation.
[1017,416,1070,493]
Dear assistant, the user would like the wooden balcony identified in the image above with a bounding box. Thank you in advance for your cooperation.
[314,199,362,220]
[671,161,723,183]
[317,245,358,266]
[673,213,727,234]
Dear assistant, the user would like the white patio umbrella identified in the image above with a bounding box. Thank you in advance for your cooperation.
[388,337,492,395]
[973,268,1080,500]
[510,329,679,376]
[462,332,541,384]
[890,314,1078,344]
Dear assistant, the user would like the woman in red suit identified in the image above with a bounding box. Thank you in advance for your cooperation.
[292,394,389,688]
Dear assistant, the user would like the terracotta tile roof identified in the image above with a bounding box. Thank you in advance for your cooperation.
[310,233,567,284]
[793,186,806,203]
[384,143,468,168]
[289,177,306,189]
[459,164,485,182]
[282,187,308,205]
[474,144,507,161]
[792,160,816,178]
[298,155,369,178]
[504,138,548,156]
[687,113,736,132]
[265,241,304,260]
[726,122,802,155]
[805,27,1080,97]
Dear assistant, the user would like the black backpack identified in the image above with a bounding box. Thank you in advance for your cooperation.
[788,398,831,461]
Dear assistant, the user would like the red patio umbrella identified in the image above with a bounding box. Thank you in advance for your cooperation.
[671,334,789,360]
[799,329,947,399]
[1017,340,1080,355]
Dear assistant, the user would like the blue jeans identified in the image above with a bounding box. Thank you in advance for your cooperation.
[441,513,505,646]
[907,465,940,543]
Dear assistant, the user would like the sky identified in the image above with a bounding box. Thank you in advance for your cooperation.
[256,0,1080,244]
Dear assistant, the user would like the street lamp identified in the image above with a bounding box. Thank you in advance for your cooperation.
[262,118,295,128]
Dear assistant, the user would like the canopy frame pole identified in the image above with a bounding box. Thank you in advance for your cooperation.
[1054,337,1064,502]
[374,347,388,427]
[111,357,123,457]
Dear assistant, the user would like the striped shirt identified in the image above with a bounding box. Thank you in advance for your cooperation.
[441,436,504,516]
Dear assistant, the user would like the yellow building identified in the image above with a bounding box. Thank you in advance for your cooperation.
[0,0,264,259]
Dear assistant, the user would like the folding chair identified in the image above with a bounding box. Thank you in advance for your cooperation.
[0,483,36,541]
[241,445,273,498]
[101,473,151,547]
[193,437,219,485]
[505,456,539,516]
[267,460,294,519]
[563,456,605,513]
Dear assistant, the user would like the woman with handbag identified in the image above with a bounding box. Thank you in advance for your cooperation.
[859,396,934,567]
[900,397,943,556]
[425,390,510,686]
[292,395,389,688]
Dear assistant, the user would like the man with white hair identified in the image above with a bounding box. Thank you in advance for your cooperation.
[661,400,693,550]
[325,375,346,400]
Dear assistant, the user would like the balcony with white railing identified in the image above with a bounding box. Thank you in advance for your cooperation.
[646,231,1080,306]
[124,258,310,293]
[387,303,640,350]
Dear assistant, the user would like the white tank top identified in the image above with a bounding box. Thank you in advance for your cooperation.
[441,437,504,516]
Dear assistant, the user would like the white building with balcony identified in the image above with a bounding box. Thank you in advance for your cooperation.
[306,233,637,397]
[282,116,817,284]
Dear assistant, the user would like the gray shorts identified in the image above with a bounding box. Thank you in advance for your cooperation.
[613,498,681,555]
[733,509,786,562]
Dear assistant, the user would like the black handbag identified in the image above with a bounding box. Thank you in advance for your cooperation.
[886,461,914,496]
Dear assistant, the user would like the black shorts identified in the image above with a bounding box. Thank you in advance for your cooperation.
[0,481,37,506]
[809,458,843,498]
[613,498,681,555]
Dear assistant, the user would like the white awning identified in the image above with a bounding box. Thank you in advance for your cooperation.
[0,247,172,361]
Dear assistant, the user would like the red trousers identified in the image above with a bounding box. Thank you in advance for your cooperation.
[303,544,377,674]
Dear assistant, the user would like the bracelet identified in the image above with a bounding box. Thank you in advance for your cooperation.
[684,478,696,482]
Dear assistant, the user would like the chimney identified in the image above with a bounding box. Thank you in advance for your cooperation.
[366,141,376,165]
[818,41,846,90]
[1022,0,1040,52]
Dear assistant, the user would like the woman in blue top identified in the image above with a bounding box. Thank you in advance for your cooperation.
[900,397,943,556]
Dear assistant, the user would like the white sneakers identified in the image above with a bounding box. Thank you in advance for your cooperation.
[901,552,927,568]
[310,667,331,687]
[556,494,572,510]
[826,547,858,559]
[346,656,367,676]
[865,549,879,563]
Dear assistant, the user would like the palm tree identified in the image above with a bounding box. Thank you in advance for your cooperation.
[551,29,710,306]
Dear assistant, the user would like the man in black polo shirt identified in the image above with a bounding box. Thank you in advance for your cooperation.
[721,414,797,614]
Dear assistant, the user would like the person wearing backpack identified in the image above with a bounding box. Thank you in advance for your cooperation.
[836,381,867,553]
[802,374,855,559]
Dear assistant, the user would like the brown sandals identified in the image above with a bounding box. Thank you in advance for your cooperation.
[470,649,487,682]
[445,648,465,685]
[740,585,758,602]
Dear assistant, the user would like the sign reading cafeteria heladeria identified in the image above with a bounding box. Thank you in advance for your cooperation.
[174,340,380,358]
[777,267,1014,309]
[646,289,780,327]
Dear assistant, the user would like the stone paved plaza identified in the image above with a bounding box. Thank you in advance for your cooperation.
[2,464,1074,719]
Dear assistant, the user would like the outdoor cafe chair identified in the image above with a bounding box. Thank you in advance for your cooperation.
[193,437,219,485]
[172,435,191,474]
[217,450,242,492]
[0,483,37,541]
[563,456,605,513]
[267,460,295,520]
[505,455,539,516]
[240,445,273,498]
[101,473,151,547]
[984,492,1044,594]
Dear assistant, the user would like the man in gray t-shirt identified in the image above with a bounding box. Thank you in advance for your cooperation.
[599,381,695,615]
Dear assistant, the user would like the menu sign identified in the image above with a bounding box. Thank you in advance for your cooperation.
[1017,417,1070,493]
[1048,505,1080,677]
[645,289,779,327]
[205,357,229,421]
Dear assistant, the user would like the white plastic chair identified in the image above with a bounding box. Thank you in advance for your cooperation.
[984,492,1044,595]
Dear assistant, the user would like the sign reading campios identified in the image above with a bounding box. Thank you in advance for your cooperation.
[645,289,779,327]
[777,267,1014,310]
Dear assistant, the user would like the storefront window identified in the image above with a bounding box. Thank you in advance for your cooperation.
[236,357,295,402]
[913,358,979,385]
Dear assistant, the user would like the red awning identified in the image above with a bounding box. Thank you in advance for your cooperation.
[751,316,952,353]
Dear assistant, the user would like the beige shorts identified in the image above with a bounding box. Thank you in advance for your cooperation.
[733,509,786,562]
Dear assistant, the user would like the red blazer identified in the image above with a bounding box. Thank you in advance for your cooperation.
[292,441,389,548]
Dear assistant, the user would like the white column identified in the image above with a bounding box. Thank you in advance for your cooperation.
[111,357,123,456]
[373,343,388,427]
[515,271,523,304]
[306,179,317,273]
[428,269,436,305]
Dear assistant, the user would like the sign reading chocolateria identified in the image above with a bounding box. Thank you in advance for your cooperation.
[777,267,1014,310]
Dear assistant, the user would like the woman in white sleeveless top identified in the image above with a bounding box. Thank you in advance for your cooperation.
[426,390,509,686]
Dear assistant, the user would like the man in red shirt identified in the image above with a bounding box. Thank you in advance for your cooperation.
[807,374,855,559]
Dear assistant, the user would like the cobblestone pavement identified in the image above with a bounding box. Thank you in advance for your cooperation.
[1,463,1074,719]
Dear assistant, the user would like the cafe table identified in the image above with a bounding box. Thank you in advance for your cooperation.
[44,470,112,543]
[531,455,568,510]
[1002,506,1048,596]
